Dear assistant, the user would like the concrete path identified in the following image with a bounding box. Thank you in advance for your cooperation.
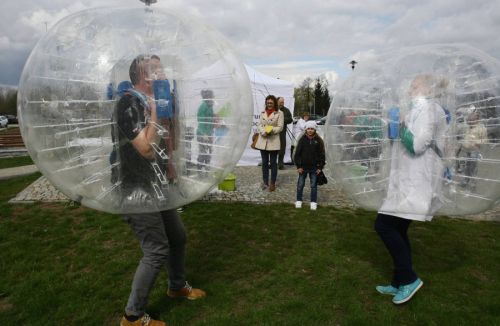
[7,165,354,208]
[0,164,38,180]
[3,163,499,222]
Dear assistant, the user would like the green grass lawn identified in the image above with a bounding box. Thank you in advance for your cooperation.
[0,156,33,169]
[0,174,499,325]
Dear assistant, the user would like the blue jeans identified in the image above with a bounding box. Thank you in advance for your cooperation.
[123,209,187,317]
[260,150,278,185]
[296,169,318,202]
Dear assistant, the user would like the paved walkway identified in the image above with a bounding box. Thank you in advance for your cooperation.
[0,164,38,180]
[0,147,28,158]
[7,164,353,207]
[3,163,500,222]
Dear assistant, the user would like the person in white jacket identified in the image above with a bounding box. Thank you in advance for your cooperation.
[291,111,310,162]
[374,74,449,305]
[460,106,487,190]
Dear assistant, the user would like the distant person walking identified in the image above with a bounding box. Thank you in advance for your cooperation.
[197,89,217,174]
[277,97,293,169]
[460,106,487,190]
[254,95,284,191]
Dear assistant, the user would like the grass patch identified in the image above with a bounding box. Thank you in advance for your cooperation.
[0,156,33,169]
[0,174,499,325]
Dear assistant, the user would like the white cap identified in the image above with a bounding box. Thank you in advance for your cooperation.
[305,120,317,130]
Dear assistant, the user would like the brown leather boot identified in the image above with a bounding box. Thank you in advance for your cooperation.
[269,183,276,192]
[167,282,206,300]
[120,313,166,326]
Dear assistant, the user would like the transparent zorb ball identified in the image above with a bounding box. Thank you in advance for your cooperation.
[17,5,253,214]
[325,44,500,216]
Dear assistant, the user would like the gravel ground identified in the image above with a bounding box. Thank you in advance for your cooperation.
[7,164,499,222]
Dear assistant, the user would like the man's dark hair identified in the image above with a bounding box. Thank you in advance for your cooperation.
[201,89,214,99]
[129,54,161,85]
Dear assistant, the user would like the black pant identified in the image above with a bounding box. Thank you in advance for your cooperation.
[260,150,278,185]
[374,213,418,287]
[278,131,287,165]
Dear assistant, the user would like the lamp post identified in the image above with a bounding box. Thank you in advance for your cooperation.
[308,93,316,116]
[349,60,358,70]
[140,0,157,5]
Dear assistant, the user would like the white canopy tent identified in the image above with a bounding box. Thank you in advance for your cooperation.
[179,61,295,166]
[239,64,295,165]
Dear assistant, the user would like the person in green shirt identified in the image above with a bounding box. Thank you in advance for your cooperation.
[197,89,216,174]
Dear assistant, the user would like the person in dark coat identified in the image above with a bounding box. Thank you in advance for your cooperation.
[294,120,325,210]
[277,97,293,169]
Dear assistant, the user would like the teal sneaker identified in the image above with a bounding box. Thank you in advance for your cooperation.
[375,284,399,296]
[392,278,423,304]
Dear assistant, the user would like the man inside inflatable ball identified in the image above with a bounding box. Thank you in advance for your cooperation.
[113,54,206,326]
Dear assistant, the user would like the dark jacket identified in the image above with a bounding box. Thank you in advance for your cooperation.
[279,106,293,136]
[294,133,326,170]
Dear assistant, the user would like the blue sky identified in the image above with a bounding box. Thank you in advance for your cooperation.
[1,0,500,88]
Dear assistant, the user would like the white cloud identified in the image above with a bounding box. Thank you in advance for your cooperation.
[252,60,338,86]
[1,0,500,86]
[254,60,332,70]
[21,9,68,33]
[323,71,340,89]
[344,50,377,67]
[0,36,10,50]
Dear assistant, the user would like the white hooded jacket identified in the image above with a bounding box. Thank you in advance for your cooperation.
[379,97,448,221]
[293,118,308,139]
